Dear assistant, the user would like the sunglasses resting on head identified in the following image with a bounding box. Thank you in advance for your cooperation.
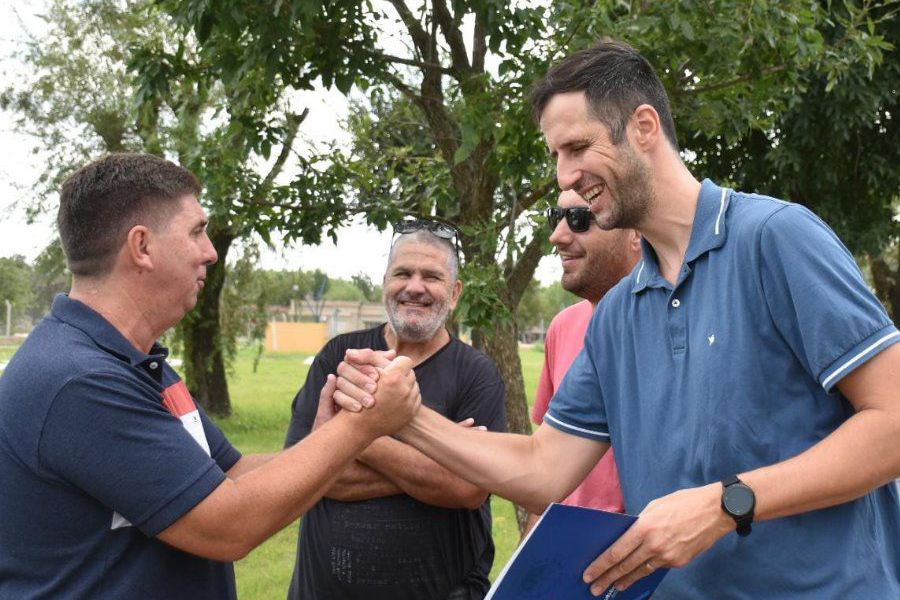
[392,217,462,264]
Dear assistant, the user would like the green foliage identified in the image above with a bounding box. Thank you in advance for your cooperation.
[325,279,366,302]
[0,0,151,215]
[250,268,383,307]
[542,281,580,315]
[516,280,580,332]
[0,256,33,306]
[0,256,34,331]
[0,242,69,329]
[515,279,544,332]
[28,240,71,321]
[456,262,513,327]
[350,273,382,302]
[683,1,900,256]
[220,245,270,370]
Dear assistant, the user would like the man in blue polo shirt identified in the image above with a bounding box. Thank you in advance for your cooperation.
[336,41,900,598]
[0,153,421,599]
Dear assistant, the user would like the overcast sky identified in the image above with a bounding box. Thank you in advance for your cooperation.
[0,1,561,285]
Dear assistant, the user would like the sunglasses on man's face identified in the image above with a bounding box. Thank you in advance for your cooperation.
[546,206,594,233]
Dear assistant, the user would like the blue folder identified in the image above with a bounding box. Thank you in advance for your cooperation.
[486,503,668,600]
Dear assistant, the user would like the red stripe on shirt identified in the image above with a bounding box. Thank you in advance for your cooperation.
[161,381,196,418]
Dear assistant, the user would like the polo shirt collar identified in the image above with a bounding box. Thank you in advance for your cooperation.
[50,294,168,366]
[632,179,731,294]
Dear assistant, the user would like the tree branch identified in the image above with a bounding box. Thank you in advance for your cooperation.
[387,0,432,59]
[256,108,308,195]
[472,10,487,74]
[431,0,471,75]
[513,178,557,221]
[687,64,788,95]
[368,49,452,75]
[382,69,427,109]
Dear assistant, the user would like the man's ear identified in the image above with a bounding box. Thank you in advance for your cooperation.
[124,225,154,271]
[449,279,463,310]
[628,104,661,151]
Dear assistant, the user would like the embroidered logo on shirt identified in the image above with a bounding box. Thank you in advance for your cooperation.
[708,334,716,346]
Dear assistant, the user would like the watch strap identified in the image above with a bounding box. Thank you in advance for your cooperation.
[721,475,754,537]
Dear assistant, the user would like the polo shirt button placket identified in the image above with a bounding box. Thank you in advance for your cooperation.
[668,295,686,354]
[145,360,163,382]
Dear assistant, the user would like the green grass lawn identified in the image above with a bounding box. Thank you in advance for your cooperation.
[0,345,19,363]
[218,344,546,599]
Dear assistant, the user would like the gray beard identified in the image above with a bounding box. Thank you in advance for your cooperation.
[385,298,450,343]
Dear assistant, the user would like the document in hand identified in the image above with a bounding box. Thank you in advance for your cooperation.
[486,503,668,600]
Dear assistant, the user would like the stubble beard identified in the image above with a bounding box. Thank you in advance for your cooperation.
[596,146,656,231]
[561,239,633,303]
[386,292,451,343]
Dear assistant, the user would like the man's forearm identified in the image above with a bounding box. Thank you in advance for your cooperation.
[397,407,606,514]
[158,409,380,561]
[326,460,403,502]
[226,453,277,479]
[742,407,900,521]
[745,346,900,521]
[359,436,488,509]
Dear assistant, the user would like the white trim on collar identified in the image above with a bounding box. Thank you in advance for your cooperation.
[715,187,730,236]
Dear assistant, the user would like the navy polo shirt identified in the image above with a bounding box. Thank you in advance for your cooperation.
[0,294,241,599]
[546,180,900,598]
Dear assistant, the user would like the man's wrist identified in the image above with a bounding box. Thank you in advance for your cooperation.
[334,409,387,445]
[702,482,736,534]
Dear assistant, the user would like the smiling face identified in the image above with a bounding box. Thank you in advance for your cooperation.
[550,189,641,303]
[541,91,656,230]
[150,194,218,322]
[383,239,461,343]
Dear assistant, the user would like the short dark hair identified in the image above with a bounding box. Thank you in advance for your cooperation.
[57,153,201,277]
[531,40,679,150]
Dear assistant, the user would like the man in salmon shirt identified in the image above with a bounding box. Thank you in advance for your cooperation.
[524,189,641,535]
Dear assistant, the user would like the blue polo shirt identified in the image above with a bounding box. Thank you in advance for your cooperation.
[0,295,241,599]
[546,180,900,598]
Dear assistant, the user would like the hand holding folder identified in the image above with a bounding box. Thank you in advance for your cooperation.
[486,504,668,600]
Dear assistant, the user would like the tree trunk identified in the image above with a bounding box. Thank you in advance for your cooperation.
[480,318,531,533]
[181,225,235,416]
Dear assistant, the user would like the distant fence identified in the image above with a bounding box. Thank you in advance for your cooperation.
[265,322,329,353]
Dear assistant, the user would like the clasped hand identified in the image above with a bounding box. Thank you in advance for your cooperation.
[314,349,420,438]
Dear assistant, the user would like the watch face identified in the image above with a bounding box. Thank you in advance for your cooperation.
[724,485,755,517]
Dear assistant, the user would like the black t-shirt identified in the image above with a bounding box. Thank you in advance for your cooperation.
[285,325,507,600]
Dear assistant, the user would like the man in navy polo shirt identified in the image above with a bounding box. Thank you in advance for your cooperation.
[0,153,421,599]
[337,41,900,598]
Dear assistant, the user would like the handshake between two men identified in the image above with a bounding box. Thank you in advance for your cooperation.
[313,350,422,440]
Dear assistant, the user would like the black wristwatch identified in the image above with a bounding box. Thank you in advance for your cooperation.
[721,475,755,536]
